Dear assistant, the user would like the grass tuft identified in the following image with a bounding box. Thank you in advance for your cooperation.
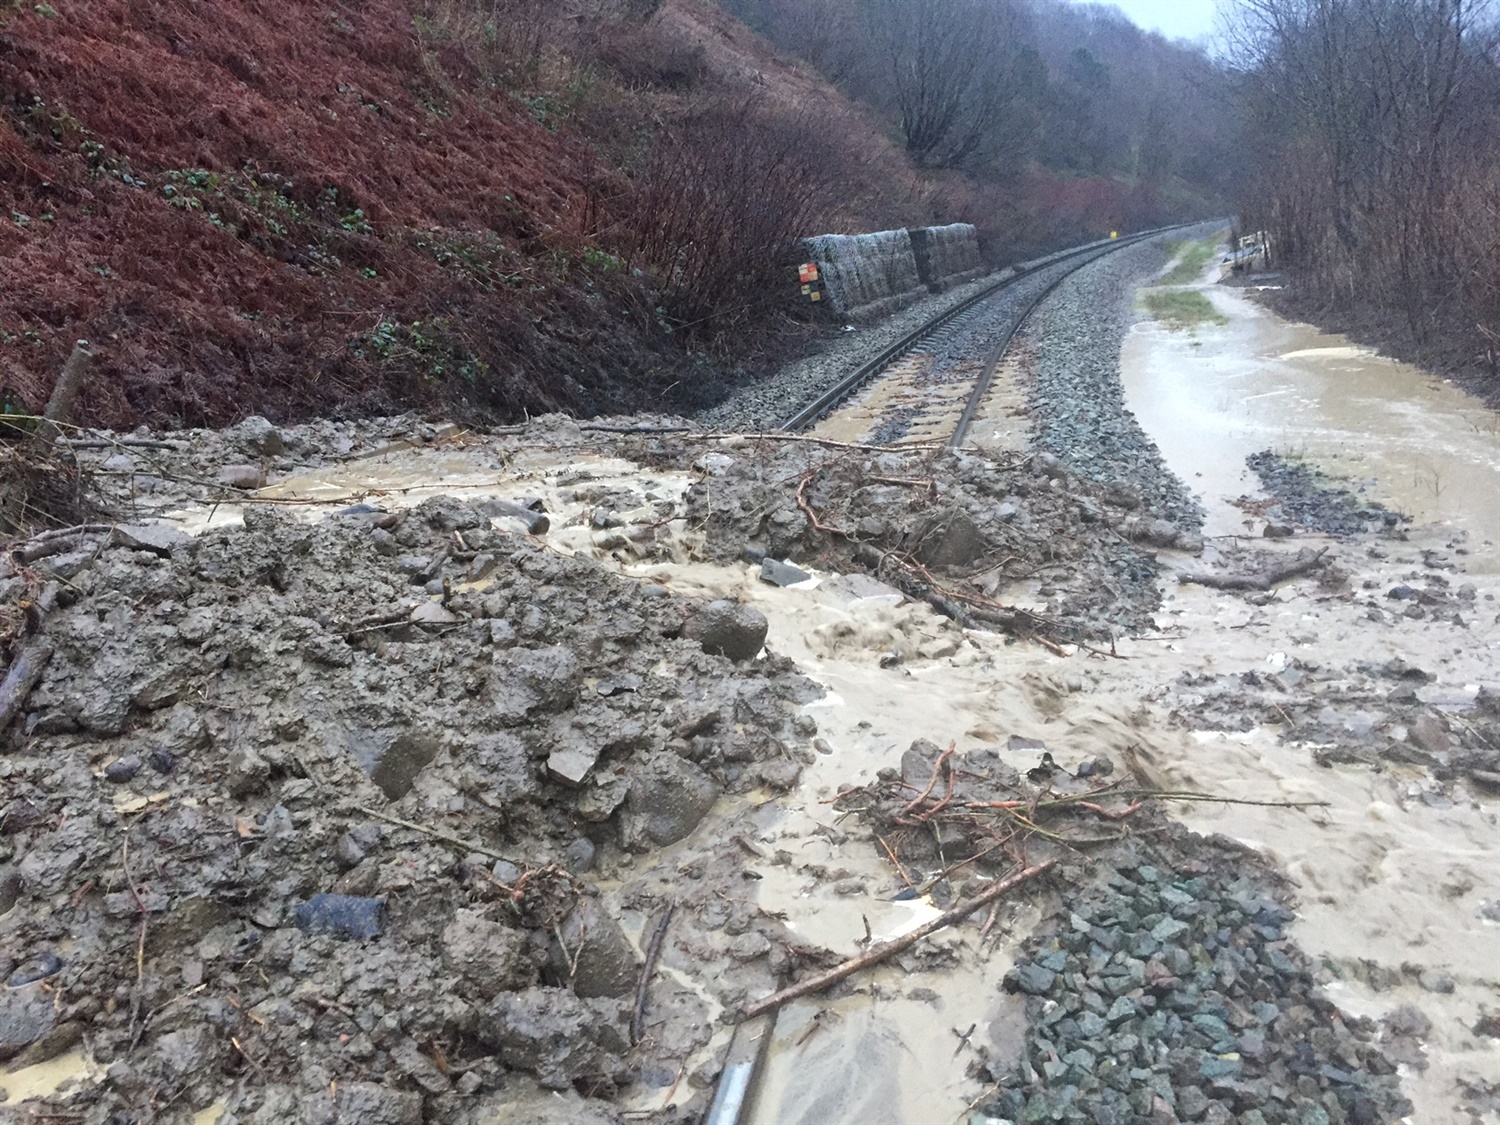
[1159,236,1222,286]
[1143,289,1228,330]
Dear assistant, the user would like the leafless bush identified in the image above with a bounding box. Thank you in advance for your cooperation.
[1231,0,1500,380]
[620,98,841,343]
[412,0,560,86]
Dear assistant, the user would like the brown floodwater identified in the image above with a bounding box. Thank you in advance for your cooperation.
[1121,277,1500,571]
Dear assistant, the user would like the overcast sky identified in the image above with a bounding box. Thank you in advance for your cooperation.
[1087,0,1223,43]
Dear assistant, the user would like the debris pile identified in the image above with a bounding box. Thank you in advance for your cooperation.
[665,436,1190,643]
[0,494,819,1120]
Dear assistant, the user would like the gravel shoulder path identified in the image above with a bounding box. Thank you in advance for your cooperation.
[1023,228,1218,531]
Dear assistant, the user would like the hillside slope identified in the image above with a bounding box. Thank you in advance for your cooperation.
[1,0,920,429]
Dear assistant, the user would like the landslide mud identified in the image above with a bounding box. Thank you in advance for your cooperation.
[6,245,1500,1124]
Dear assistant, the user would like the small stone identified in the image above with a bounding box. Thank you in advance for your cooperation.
[0,988,57,1062]
[1151,917,1190,942]
[1199,1054,1242,1080]
[1471,1011,1500,1038]
[217,464,266,490]
[1013,963,1057,995]
[292,894,386,940]
[1410,712,1451,755]
[148,748,175,774]
[564,838,596,875]
[104,756,142,783]
[111,524,190,555]
[1177,1086,1211,1119]
[760,558,813,587]
[411,602,459,625]
[232,415,285,456]
[1418,969,1455,994]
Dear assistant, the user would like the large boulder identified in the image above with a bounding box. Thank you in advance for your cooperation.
[682,600,767,662]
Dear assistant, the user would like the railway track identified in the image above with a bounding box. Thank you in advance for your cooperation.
[780,225,1190,448]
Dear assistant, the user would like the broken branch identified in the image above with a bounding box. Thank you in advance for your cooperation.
[1177,547,1329,592]
[740,861,1054,1019]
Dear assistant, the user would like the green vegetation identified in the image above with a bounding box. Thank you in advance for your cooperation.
[1158,236,1222,286]
[1142,289,1227,330]
[359,317,488,385]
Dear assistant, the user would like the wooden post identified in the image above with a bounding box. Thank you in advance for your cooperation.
[30,340,93,451]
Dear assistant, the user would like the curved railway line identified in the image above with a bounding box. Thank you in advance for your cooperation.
[780,225,1191,449]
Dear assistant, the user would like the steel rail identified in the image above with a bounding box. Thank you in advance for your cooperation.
[780,223,1193,436]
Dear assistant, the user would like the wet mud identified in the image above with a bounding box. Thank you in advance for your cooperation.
[4,235,1500,1124]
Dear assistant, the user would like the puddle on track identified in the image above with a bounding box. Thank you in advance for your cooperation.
[1122,264,1500,571]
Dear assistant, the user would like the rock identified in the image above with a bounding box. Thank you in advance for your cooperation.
[347,729,443,801]
[0,988,56,1061]
[563,838,596,874]
[547,742,600,787]
[550,899,639,998]
[110,524,190,555]
[441,910,536,998]
[760,558,813,587]
[481,987,627,1090]
[1151,917,1190,942]
[1104,481,1142,510]
[1034,452,1070,480]
[1013,963,1057,995]
[410,602,459,625]
[6,954,62,988]
[217,464,266,490]
[1410,712,1451,755]
[619,755,720,850]
[231,415,286,456]
[1417,969,1455,994]
[1472,1011,1500,1039]
[104,755,142,783]
[490,646,581,719]
[682,600,768,662]
[292,894,387,940]
[916,510,986,569]
[1177,1086,1211,1119]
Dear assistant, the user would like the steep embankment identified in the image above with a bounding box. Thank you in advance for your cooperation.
[0,1,921,430]
[1,1,659,427]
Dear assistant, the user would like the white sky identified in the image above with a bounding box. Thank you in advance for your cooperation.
[1083,0,1224,43]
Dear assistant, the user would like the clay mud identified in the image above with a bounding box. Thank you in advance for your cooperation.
[3,239,1500,1125]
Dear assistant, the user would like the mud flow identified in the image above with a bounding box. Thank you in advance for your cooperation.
[3,247,1500,1125]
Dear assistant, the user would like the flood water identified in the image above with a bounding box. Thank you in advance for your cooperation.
[1121,272,1500,572]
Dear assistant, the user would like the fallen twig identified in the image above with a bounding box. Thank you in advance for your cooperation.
[0,637,54,729]
[740,861,1054,1019]
[355,805,520,864]
[794,469,850,536]
[631,905,675,1045]
[1177,547,1329,592]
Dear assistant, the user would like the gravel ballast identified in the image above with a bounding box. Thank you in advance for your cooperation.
[1022,229,1219,531]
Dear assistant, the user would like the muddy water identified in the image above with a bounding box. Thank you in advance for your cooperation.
[94,391,1500,1121]
[1121,259,1500,571]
